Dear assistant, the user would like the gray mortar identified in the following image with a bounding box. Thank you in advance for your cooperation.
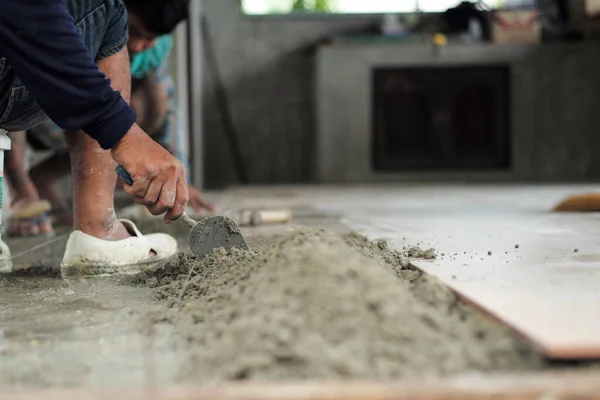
[188,216,248,259]
[138,228,545,383]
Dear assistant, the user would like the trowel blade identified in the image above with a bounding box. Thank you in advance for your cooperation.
[189,215,249,259]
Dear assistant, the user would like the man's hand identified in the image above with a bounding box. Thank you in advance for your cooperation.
[111,124,189,223]
[188,184,217,214]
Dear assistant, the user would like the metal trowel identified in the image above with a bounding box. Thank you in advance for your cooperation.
[116,166,248,259]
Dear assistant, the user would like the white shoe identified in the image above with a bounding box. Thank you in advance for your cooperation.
[60,219,178,278]
[0,240,13,273]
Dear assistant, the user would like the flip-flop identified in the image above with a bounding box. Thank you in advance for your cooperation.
[10,200,52,220]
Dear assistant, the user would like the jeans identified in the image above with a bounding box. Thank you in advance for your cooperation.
[0,0,128,132]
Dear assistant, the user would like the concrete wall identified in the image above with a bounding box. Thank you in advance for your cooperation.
[201,0,380,187]
[316,42,600,183]
[200,0,600,187]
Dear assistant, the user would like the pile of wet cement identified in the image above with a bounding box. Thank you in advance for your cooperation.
[139,227,543,383]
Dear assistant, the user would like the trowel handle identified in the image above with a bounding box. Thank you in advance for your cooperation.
[116,165,197,228]
[116,165,134,186]
[180,213,197,228]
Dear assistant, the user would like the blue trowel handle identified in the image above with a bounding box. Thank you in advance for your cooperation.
[116,165,134,186]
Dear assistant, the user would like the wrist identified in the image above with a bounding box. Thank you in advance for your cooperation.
[111,123,144,157]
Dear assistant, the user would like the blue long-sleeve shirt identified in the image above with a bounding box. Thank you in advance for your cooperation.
[0,0,136,149]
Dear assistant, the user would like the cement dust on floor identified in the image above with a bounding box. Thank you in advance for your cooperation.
[0,219,198,390]
[2,186,600,395]
[0,275,186,389]
[0,208,351,390]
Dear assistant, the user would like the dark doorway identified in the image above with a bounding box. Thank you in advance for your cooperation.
[372,65,511,171]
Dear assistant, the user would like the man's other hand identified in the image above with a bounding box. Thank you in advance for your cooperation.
[111,123,189,223]
[189,184,217,214]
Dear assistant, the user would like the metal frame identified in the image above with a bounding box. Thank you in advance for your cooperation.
[176,0,203,190]
[175,22,191,185]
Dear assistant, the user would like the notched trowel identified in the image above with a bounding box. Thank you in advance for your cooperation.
[116,166,249,259]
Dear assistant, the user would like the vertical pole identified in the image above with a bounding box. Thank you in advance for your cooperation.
[175,21,190,180]
[187,0,204,190]
[0,129,11,269]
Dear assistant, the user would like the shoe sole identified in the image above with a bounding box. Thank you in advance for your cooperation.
[60,254,176,279]
[0,263,13,274]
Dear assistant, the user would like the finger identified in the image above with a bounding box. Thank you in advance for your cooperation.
[148,174,177,216]
[121,178,149,202]
[117,164,156,200]
[164,176,188,223]
[141,177,164,208]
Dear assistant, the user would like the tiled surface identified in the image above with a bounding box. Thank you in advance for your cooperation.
[238,183,600,359]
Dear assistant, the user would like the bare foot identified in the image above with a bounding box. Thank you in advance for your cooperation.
[8,217,54,237]
[8,199,55,238]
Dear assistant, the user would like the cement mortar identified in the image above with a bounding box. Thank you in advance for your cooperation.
[139,228,544,383]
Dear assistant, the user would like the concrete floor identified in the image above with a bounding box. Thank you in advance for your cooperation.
[0,201,347,391]
[2,183,600,396]
[0,223,190,390]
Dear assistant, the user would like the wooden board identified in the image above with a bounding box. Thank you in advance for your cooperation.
[5,371,600,400]
[300,184,600,360]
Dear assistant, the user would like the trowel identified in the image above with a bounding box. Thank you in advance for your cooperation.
[116,166,248,259]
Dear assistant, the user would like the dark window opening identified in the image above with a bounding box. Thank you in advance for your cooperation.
[372,65,511,171]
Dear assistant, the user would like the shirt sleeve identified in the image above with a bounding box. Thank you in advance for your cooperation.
[0,0,137,149]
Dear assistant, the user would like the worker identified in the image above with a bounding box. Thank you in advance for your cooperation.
[5,1,215,238]
[0,0,190,277]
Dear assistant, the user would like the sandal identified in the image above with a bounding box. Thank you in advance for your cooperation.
[60,219,178,279]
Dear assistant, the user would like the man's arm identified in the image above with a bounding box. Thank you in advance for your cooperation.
[0,0,189,221]
[0,0,135,149]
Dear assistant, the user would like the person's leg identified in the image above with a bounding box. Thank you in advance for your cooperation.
[4,130,54,236]
[61,0,178,277]
[131,75,169,137]
[5,131,40,203]
[27,120,73,226]
[26,119,73,224]
[30,153,73,226]
[67,47,132,241]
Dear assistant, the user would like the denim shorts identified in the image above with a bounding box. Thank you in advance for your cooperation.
[0,0,128,132]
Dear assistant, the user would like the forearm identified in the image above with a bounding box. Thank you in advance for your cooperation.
[97,48,131,106]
